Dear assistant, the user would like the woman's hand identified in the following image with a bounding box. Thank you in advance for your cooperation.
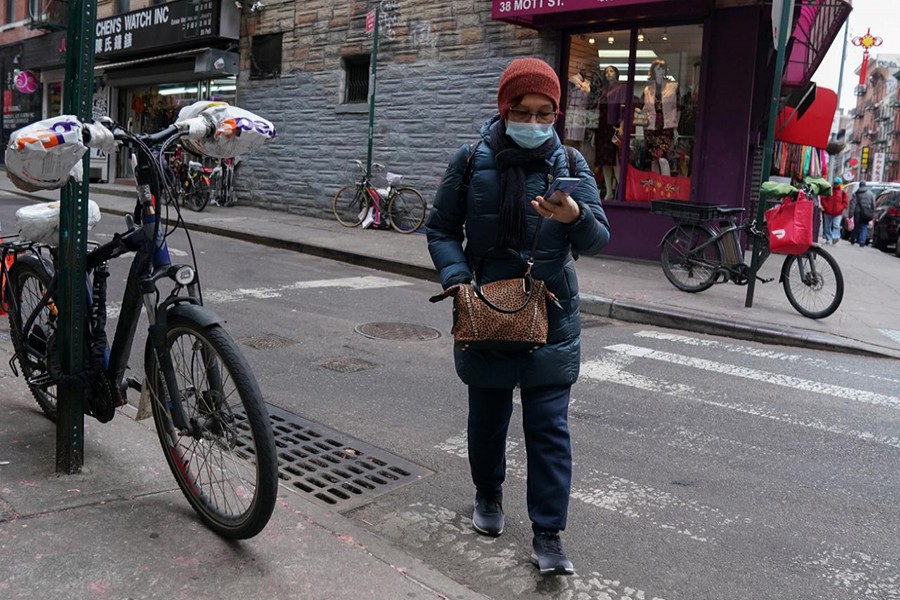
[532,192,581,224]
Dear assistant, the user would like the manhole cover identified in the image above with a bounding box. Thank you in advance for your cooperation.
[315,356,378,373]
[239,334,297,349]
[234,403,432,511]
[354,322,441,341]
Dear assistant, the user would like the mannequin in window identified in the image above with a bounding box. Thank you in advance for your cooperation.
[565,68,591,146]
[642,59,679,177]
[593,66,626,200]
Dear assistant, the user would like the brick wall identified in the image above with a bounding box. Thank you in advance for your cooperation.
[234,0,559,216]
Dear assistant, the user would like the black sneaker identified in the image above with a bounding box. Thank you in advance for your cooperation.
[472,491,504,536]
[530,530,575,576]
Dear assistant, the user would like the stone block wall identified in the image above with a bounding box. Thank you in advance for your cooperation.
[234,0,559,217]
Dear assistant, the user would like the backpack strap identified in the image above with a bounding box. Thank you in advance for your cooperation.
[459,142,578,202]
[458,140,480,202]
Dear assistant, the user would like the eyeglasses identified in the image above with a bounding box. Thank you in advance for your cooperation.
[507,108,557,124]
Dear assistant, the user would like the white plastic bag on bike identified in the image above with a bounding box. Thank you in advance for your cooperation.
[175,101,276,159]
[16,199,102,245]
[5,115,87,191]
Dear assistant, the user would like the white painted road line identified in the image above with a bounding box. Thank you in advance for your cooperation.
[203,275,411,303]
[604,344,900,410]
[580,354,900,450]
[635,330,900,384]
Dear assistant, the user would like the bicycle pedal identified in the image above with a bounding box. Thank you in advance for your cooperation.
[126,376,142,391]
[756,276,774,284]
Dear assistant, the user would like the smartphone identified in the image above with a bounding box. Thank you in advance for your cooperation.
[543,177,581,203]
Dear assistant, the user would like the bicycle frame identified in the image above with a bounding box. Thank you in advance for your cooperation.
[8,129,209,432]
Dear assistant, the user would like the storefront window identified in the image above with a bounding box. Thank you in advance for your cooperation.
[566,24,703,203]
[47,82,63,116]
[114,78,236,179]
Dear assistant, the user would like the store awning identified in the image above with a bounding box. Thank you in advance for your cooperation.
[783,0,853,88]
[490,0,707,29]
[775,85,838,148]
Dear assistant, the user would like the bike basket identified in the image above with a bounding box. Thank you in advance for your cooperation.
[649,200,725,221]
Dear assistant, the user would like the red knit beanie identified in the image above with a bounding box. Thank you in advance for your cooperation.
[497,58,561,119]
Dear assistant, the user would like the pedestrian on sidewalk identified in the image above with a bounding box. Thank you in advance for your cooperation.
[425,57,610,576]
[820,176,848,245]
[849,180,875,246]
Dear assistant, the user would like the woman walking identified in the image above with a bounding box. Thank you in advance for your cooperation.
[425,58,611,576]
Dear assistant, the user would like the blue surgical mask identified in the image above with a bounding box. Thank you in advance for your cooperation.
[505,121,554,149]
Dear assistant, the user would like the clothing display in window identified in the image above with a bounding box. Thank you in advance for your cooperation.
[772,141,828,180]
[565,72,591,142]
[642,59,679,177]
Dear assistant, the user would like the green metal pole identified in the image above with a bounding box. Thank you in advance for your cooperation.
[366,5,379,179]
[57,0,97,474]
[745,0,795,309]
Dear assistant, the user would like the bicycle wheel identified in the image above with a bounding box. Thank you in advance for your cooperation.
[333,184,369,227]
[660,223,722,292]
[387,187,427,233]
[7,255,57,420]
[221,163,237,207]
[781,246,843,319]
[186,178,210,212]
[146,315,278,539]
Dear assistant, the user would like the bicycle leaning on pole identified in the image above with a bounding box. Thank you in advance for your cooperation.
[332,159,427,234]
[3,103,279,539]
[649,178,844,319]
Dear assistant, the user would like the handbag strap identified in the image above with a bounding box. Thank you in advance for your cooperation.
[471,217,544,314]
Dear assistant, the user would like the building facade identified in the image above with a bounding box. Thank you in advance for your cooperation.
[846,54,900,184]
[0,0,241,182]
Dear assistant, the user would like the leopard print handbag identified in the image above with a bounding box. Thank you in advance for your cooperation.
[429,218,560,351]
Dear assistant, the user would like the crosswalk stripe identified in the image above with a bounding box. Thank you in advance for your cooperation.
[581,353,900,449]
[604,344,900,410]
[635,330,900,384]
[202,275,411,303]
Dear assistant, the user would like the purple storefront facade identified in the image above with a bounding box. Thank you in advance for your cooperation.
[493,0,851,260]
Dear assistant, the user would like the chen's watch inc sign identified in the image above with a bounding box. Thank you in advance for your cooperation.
[95,0,222,57]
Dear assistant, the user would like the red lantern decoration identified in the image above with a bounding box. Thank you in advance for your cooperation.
[851,28,883,86]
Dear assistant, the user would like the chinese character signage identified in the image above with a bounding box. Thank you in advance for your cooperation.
[491,0,660,19]
[95,0,225,57]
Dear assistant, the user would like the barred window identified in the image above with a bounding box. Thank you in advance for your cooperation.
[344,56,370,104]
[250,33,283,80]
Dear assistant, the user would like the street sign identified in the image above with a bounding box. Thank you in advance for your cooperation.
[366,9,376,34]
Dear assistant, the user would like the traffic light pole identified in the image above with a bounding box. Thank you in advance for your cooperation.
[56,0,97,473]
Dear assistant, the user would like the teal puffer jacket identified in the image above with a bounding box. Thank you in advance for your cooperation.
[425,117,611,389]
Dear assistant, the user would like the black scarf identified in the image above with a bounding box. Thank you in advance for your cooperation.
[487,120,557,249]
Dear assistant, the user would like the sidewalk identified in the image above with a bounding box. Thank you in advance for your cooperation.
[4,176,896,359]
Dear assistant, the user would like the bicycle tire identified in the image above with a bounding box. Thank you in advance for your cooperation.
[7,255,57,421]
[333,184,369,227]
[660,223,722,292]
[781,246,843,319]
[186,178,210,212]
[221,163,237,207]
[145,316,278,539]
[387,187,427,233]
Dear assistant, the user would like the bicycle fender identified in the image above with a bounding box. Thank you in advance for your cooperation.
[166,302,225,328]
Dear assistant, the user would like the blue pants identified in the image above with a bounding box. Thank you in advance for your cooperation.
[850,216,869,245]
[822,214,841,242]
[467,384,571,532]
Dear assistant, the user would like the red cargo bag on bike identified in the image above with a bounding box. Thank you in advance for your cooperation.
[766,199,814,255]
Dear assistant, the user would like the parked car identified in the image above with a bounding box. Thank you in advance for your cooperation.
[871,189,900,252]
[840,181,900,241]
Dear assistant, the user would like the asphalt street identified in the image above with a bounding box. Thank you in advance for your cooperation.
[0,194,898,599]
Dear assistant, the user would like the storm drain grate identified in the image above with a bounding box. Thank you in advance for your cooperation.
[238,334,298,350]
[235,403,432,511]
[354,322,441,341]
